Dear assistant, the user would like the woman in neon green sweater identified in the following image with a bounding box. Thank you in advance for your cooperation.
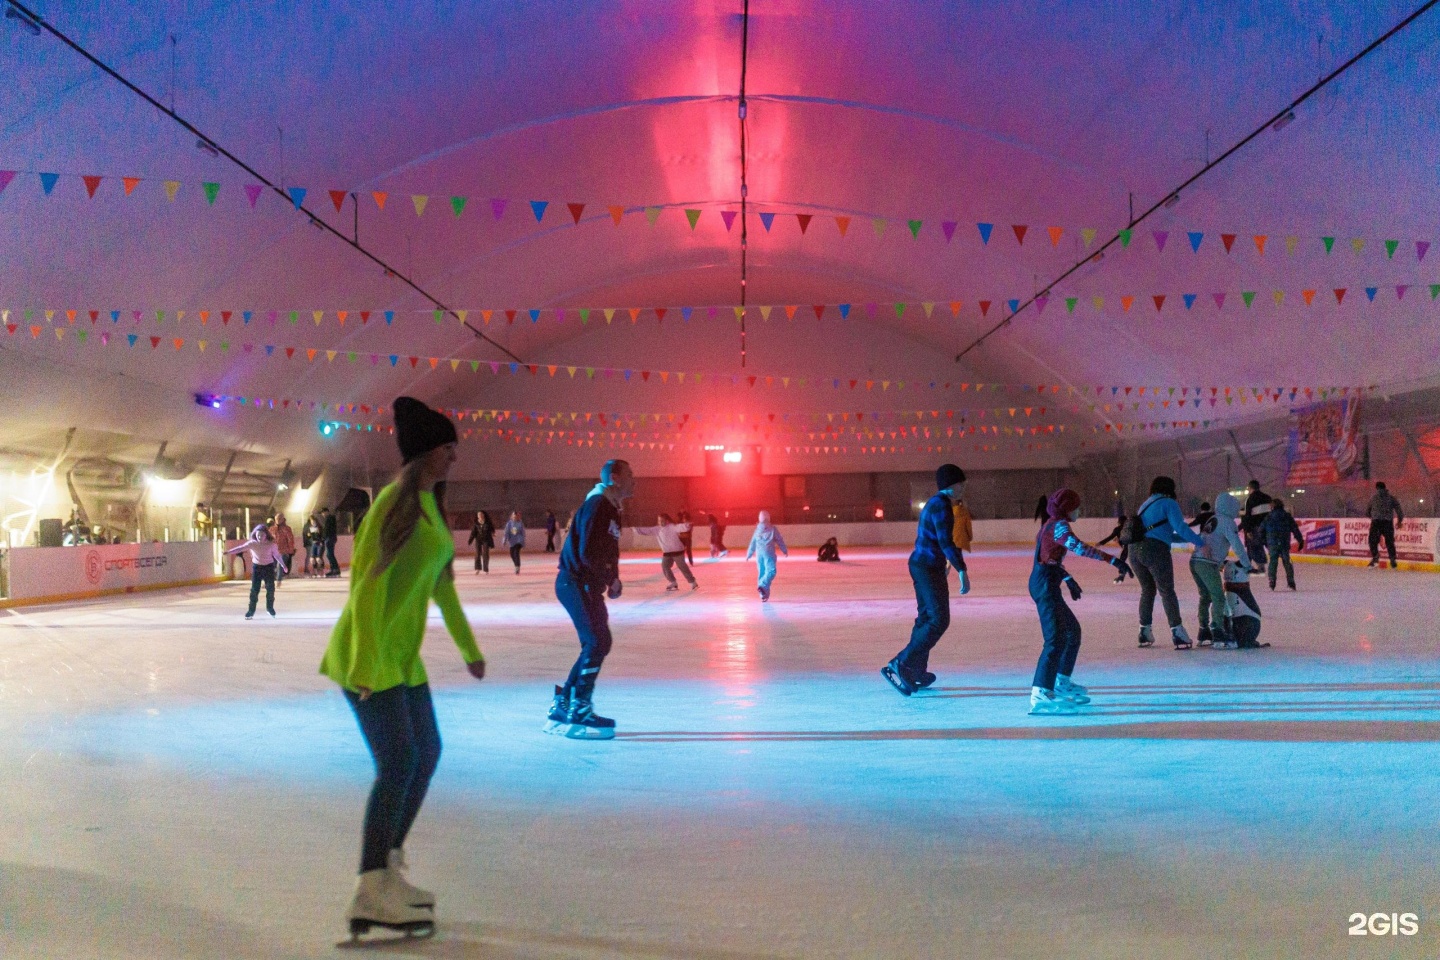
[321,397,485,939]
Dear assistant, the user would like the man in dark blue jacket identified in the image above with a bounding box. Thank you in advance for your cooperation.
[882,464,971,696]
[548,459,633,739]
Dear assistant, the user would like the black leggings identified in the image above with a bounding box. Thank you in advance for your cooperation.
[555,572,613,700]
[344,683,441,874]
[247,562,276,615]
[474,543,490,572]
[509,544,523,569]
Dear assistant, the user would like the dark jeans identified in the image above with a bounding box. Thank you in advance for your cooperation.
[894,557,950,677]
[1131,537,1182,629]
[509,544,523,570]
[679,533,694,566]
[247,562,276,615]
[545,530,556,552]
[474,543,490,572]
[325,536,339,575]
[279,553,294,582]
[1267,545,1295,586]
[661,551,696,586]
[1369,520,1397,565]
[1244,528,1268,568]
[1030,564,1080,690]
[556,571,613,700]
[343,683,441,874]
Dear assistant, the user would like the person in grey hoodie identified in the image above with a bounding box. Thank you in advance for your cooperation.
[745,510,789,601]
[1189,493,1250,647]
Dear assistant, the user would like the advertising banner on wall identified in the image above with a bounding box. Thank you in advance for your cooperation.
[5,541,219,602]
[1297,519,1340,555]
[1284,398,1362,486]
[1335,518,1438,563]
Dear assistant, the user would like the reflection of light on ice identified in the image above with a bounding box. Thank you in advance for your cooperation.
[709,600,756,717]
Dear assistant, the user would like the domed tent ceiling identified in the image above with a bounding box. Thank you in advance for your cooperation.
[3,0,1437,479]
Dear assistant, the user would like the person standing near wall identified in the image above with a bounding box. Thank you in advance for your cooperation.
[1128,476,1206,650]
[708,513,728,558]
[468,510,494,574]
[502,512,526,574]
[548,459,633,739]
[1028,489,1132,715]
[1366,481,1404,569]
[1241,481,1273,568]
[1261,499,1305,589]
[544,510,558,552]
[676,510,696,565]
[882,464,971,696]
[226,524,287,619]
[320,396,485,939]
[271,514,297,584]
[322,506,341,577]
[745,510,789,601]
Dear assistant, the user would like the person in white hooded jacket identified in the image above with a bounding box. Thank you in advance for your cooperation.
[745,511,790,601]
[1189,492,1251,647]
[634,514,697,591]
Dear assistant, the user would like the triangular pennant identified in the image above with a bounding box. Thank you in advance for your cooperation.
[328,189,346,212]
[907,219,922,239]
[1065,297,1078,313]
[645,206,662,225]
[82,175,103,198]
[1365,287,1378,302]
[1334,288,1347,304]
[1,171,20,194]
[124,176,142,196]
[1272,290,1284,307]
[1241,291,1256,307]
[1046,225,1063,246]
[1418,240,1430,262]
[488,198,507,219]
[1384,239,1399,259]
[1187,231,1203,253]
[1081,227,1096,248]
[411,195,429,215]
[371,191,388,210]
[1220,233,1235,253]
[1120,296,1134,312]
[529,200,548,221]
[608,205,625,225]
[1118,229,1132,247]
[1301,289,1316,305]
[1350,238,1365,254]
[38,172,60,195]
[720,210,736,230]
[286,186,305,209]
[568,202,586,224]
[1182,293,1196,310]
[450,196,467,217]
[871,218,887,236]
[1152,294,1165,312]
[685,208,702,230]
[1011,224,1028,245]
[795,213,812,234]
[1322,236,1335,253]
[1253,235,1268,255]
[1213,293,1226,309]
[759,211,776,231]
[976,222,993,244]
[164,179,183,201]
[1153,230,1168,253]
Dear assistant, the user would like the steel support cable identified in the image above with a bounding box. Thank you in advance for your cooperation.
[955,0,1440,362]
[7,0,523,363]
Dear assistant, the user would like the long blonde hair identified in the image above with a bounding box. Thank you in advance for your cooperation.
[373,460,453,581]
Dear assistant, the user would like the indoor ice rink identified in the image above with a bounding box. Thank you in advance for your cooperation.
[4,2,1440,957]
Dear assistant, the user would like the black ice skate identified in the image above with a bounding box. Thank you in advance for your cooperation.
[881,658,917,696]
[563,698,616,739]
[543,685,570,734]
[914,671,937,689]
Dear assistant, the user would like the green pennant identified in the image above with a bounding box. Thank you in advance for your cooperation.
[434,309,443,324]
[684,209,701,229]
[1384,239,1398,259]
[288,311,298,325]
[586,368,595,378]
[579,308,590,324]
[202,182,220,205]
[644,206,662,225]
[1119,229,1132,247]
[220,341,230,352]
[906,219,922,239]
[450,196,467,217]
[347,351,356,363]
[1065,297,1077,313]
[470,360,480,372]
[1430,284,1440,300]
[156,310,165,322]
[1322,236,1335,253]
[894,302,906,318]
[1241,291,1256,308]
[77,329,88,343]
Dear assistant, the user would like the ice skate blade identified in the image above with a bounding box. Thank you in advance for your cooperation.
[342,917,435,945]
[880,666,914,697]
[562,723,616,740]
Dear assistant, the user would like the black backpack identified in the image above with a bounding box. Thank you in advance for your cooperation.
[1117,497,1168,546]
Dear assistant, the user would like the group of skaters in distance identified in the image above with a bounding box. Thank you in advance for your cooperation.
[223,508,341,618]
[301,396,1408,939]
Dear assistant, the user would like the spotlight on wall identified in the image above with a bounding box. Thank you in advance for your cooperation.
[1271,110,1296,132]
[194,391,222,409]
[195,137,220,157]
[5,5,42,35]
[318,420,337,437]
[722,450,743,463]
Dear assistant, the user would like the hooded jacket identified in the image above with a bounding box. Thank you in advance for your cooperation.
[1036,489,1113,567]
[746,515,789,560]
[1262,503,1305,550]
[1192,492,1249,567]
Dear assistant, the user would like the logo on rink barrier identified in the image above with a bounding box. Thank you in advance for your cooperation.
[1298,520,1338,554]
[84,550,103,584]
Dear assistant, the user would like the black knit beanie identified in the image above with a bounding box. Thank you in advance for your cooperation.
[935,463,967,491]
[393,396,457,464]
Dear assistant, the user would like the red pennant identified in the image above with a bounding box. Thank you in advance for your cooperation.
[505,310,517,324]
[1012,224,1028,245]
[528,364,538,375]
[221,311,232,325]
[796,213,812,234]
[1334,288,1347,304]
[82,175,102,198]
[409,356,419,367]
[567,202,585,224]
[978,300,991,316]
[149,336,161,349]
[329,190,346,212]
[88,310,98,323]
[360,311,371,324]
[813,305,825,319]
[285,347,295,358]
[654,307,667,322]
[1221,233,1236,253]
[642,371,652,382]
[1152,294,1165,311]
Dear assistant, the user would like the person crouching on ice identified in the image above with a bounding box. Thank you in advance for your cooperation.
[745,510,789,601]
[1029,489,1132,716]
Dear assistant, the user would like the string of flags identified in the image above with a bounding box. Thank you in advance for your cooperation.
[9,274,1437,341]
[3,317,1368,405]
[2,169,1433,260]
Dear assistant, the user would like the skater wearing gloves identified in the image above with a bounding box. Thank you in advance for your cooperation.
[882,464,971,696]
[226,524,287,619]
[745,510,789,601]
[634,514,698,591]
[502,512,526,574]
[1261,499,1305,590]
[1028,489,1132,715]
[548,459,633,739]
[320,397,486,940]
[1124,476,1206,650]
[1189,493,1249,647]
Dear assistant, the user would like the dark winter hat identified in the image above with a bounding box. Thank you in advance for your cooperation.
[1047,488,1081,519]
[393,396,457,464]
[1149,475,1177,497]
[1376,481,1387,490]
[936,463,967,491]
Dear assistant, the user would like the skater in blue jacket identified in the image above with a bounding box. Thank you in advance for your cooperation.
[745,511,789,601]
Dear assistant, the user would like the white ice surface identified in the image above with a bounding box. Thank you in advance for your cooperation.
[1,548,1437,958]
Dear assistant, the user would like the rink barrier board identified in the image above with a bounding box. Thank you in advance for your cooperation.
[0,575,230,610]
